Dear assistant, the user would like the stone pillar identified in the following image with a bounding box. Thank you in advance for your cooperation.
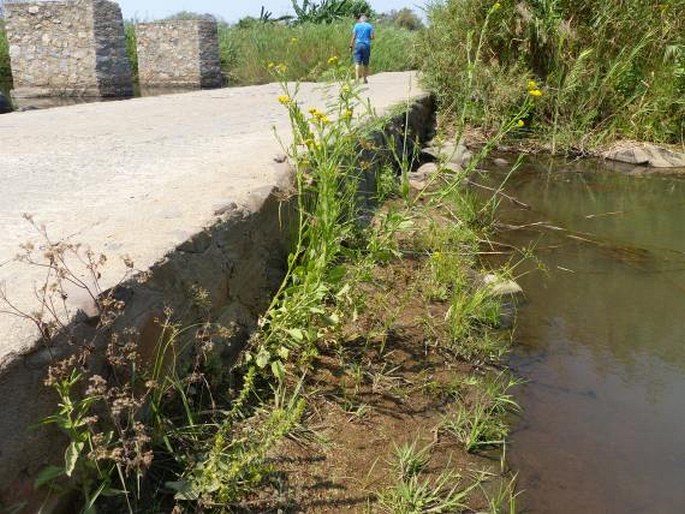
[136,19,222,89]
[4,0,133,99]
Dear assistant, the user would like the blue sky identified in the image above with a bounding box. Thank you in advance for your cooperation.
[115,1,426,23]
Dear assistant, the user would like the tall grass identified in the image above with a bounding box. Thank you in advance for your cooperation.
[219,20,417,85]
[418,0,685,150]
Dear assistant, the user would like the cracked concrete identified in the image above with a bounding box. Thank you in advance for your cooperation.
[0,71,431,507]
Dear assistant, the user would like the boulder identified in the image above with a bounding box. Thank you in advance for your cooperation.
[423,140,473,167]
[601,143,685,168]
[0,92,11,114]
[413,162,438,181]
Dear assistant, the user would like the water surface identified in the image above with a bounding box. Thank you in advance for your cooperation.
[485,158,685,513]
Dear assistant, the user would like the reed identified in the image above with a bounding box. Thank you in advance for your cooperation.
[418,0,685,150]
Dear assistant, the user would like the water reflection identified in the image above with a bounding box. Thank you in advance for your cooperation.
[483,157,685,513]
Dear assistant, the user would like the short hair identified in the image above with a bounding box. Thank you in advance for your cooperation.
[359,14,368,22]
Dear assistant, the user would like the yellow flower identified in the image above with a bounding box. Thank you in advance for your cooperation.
[268,62,275,69]
[529,89,543,97]
[517,119,525,127]
[308,107,319,116]
[277,63,287,74]
[319,115,331,125]
[492,2,502,10]
[290,37,299,43]
[343,109,354,119]
[303,138,315,147]
[341,84,351,94]
[278,95,291,105]
[328,55,339,65]
[527,80,537,90]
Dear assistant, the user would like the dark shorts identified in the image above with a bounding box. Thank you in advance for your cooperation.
[353,43,371,66]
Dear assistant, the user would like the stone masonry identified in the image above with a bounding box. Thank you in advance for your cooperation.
[136,19,222,88]
[4,0,133,98]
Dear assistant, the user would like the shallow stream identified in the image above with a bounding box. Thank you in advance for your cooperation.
[484,157,685,513]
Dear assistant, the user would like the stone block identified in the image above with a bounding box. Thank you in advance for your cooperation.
[136,19,222,89]
[4,0,133,99]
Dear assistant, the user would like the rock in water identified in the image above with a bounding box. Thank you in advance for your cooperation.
[602,143,685,168]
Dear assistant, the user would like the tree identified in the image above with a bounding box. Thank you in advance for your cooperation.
[291,0,375,24]
[379,8,424,31]
[163,11,216,22]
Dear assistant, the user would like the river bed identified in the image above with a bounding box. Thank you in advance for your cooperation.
[483,157,685,513]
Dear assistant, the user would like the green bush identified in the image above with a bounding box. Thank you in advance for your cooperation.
[418,0,685,149]
[124,21,138,81]
[219,20,416,86]
[0,21,11,86]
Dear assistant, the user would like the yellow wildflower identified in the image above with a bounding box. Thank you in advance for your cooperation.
[492,2,502,10]
[308,107,320,116]
[277,63,287,74]
[290,37,299,43]
[529,89,543,97]
[517,119,525,127]
[278,95,291,105]
[341,84,351,94]
[328,55,339,65]
[527,80,537,90]
[319,115,331,125]
[268,62,275,69]
[343,109,354,119]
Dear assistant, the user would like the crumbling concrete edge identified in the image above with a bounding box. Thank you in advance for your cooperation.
[0,92,436,512]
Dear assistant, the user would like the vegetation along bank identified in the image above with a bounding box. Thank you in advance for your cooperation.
[2,0,683,512]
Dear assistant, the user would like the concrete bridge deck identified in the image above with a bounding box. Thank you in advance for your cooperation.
[0,71,422,356]
[0,71,429,505]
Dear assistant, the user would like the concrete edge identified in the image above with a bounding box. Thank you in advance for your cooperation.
[0,93,436,512]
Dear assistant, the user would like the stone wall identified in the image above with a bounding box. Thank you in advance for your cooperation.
[136,19,222,89]
[4,0,132,99]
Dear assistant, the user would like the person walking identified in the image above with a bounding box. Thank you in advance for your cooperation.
[350,14,375,84]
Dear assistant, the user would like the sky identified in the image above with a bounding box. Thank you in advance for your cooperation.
[114,1,426,23]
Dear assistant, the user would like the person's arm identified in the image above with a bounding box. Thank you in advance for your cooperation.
[350,29,356,50]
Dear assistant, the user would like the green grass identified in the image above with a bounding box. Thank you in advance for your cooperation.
[418,0,685,150]
[218,20,417,85]
[0,22,11,87]
[377,468,476,513]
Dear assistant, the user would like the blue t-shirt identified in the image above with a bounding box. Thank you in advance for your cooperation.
[353,22,374,46]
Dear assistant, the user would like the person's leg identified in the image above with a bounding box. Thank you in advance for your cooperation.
[361,46,370,83]
[353,46,363,82]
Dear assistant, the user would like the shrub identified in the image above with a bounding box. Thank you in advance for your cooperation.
[418,0,685,149]
[379,8,425,31]
[0,21,11,86]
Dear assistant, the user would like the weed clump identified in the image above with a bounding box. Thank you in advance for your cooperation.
[418,0,685,150]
